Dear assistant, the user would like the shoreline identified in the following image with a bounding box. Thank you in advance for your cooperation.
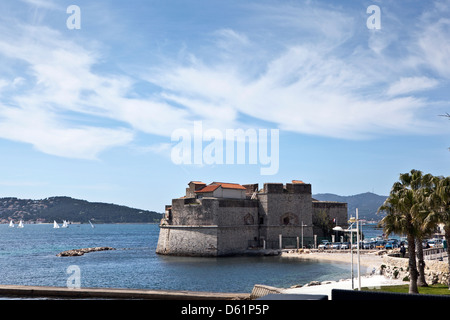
[281,250,387,269]
[279,251,407,299]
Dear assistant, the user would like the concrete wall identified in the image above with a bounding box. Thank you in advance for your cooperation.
[220,188,246,199]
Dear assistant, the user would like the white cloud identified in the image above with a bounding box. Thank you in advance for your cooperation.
[417,18,450,78]
[146,41,438,139]
[0,103,134,159]
[0,1,448,161]
[214,29,250,48]
[20,0,60,10]
[387,77,439,96]
[0,24,167,159]
[140,2,450,140]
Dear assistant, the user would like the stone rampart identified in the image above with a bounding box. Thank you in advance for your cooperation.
[156,226,219,257]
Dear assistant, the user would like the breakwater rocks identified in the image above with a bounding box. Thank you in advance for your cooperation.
[57,247,116,257]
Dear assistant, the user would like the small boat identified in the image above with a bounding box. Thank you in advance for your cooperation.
[62,220,69,228]
[88,220,95,229]
[53,221,60,229]
[17,220,24,228]
[8,220,14,228]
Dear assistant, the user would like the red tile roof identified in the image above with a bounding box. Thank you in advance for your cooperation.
[189,181,206,185]
[195,184,220,193]
[211,182,246,190]
[195,182,246,193]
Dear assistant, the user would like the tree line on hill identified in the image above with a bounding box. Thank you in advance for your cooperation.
[0,196,162,224]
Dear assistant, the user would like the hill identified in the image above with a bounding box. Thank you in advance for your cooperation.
[0,196,162,224]
[313,192,388,222]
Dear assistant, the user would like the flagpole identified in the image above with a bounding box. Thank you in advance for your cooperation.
[356,208,361,291]
[351,222,354,289]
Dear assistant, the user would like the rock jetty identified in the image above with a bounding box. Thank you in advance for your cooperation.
[57,247,116,257]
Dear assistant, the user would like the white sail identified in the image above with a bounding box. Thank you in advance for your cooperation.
[8,220,14,228]
[89,220,95,228]
[17,220,24,228]
[62,220,68,228]
[53,221,60,229]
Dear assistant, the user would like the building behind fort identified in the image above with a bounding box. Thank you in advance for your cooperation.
[156,180,348,257]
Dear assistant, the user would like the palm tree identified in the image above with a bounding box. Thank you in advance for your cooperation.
[425,176,450,288]
[379,185,419,294]
[399,170,435,287]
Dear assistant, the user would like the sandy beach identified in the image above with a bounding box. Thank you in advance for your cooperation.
[279,251,407,299]
[282,250,387,269]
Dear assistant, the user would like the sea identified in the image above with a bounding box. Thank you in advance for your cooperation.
[0,223,385,293]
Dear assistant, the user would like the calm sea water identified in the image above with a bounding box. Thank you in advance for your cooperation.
[0,223,383,293]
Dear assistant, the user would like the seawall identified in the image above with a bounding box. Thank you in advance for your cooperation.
[381,256,449,285]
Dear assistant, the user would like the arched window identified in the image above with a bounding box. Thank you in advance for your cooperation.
[280,213,298,225]
[244,213,254,225]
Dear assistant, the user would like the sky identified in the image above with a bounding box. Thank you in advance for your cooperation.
[0,0,448,212]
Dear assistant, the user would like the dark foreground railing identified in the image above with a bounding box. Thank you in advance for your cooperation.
[0,285,249,300]
[331,289,450,300]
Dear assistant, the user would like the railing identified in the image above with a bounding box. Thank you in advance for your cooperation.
[423,247,448,261]
[247,236,316,250]
[247,239,279,250]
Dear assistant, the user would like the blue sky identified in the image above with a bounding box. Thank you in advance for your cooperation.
[0,0,448,212]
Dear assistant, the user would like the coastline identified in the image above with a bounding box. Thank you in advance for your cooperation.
[281,250,386,269]
[279,251,407,299]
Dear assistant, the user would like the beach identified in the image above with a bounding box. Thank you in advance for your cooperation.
[280,251,407,298]
[282,250,387,269]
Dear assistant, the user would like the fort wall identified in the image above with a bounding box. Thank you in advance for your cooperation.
[156,226,219,256]
[157,181,348,257]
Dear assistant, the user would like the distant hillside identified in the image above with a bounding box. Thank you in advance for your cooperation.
[313,192,388,221]
[0,196,162,224]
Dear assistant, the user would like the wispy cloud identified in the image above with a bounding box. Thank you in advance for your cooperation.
[0,24,135,159]
[0,0,448,161]
[387,77,440,96]
[20,0,60,10]
[144,3,448,139]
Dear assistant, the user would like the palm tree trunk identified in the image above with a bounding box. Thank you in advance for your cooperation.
[445,227,450,289]
[416,237,428,287]
[407,234,419,293]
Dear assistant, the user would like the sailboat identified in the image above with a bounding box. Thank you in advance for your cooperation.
[17,220,24,228]
[62,220,69,228]
[8,220,14,228]
[88,220,95,229]
[53,221,60,229]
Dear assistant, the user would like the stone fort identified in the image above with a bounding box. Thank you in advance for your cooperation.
[156,180,347,257]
